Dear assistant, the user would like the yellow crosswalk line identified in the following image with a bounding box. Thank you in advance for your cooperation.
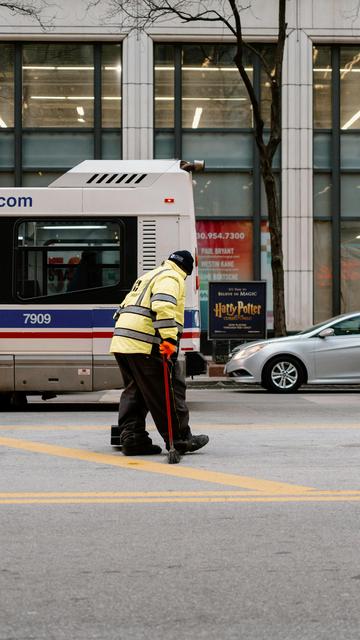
[0,435,313,494]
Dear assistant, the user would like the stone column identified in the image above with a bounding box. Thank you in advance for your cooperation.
[282,28,313,330]
[122,30,153,159]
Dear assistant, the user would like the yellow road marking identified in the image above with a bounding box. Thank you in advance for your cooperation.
[1,490,360,498]
[1,495,360,504]
[0,435,313,493]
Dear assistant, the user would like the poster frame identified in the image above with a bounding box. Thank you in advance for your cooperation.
[208,280,267,341]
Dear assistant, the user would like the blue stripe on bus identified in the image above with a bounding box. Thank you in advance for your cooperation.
[0,308,200,329]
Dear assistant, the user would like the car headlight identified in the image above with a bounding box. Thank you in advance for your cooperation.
[233,344,265,360]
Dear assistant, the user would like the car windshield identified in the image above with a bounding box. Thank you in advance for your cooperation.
[297,314,350,335]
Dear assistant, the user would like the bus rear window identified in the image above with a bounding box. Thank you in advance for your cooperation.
[15,219,121,299]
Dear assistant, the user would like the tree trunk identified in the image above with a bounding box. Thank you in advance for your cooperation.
[261,160,286,337]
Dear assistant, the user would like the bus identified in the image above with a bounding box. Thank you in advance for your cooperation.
[0,159,206,407]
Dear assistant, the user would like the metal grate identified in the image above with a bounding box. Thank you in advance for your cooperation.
[86,173,147,186]
[141,220,157,271]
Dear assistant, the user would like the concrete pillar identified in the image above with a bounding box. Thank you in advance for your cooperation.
[282,28,313,330]
[122,30,153,159]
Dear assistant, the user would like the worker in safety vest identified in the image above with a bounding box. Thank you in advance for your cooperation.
[110,250,209,456]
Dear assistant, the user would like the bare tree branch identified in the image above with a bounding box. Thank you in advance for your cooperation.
[0,0,55,28]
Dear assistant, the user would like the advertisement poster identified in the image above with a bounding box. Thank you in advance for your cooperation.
[196,220,253,331]
[208,281,267,340]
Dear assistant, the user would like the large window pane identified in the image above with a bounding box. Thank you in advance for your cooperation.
[313,46,332,129]
[341,133,360,169]
[0,132,14,168]
[341,174,360,217]
[0,173,14,186]
[314,132,331,169]
[341,221,360,312]
[102,44,121,128]
[0,44,14,128]
[182,44,252,128]
[102,131,121,159]
[313,220,332,323]
[154,131,175,158]
[340,47,360,130]
[22,43,94,127]
[261,221,273,330]
[313,174,332,217]
[154,45,174,128]
[182,132,253,168]
[22,172,63,187]
[194,173,252,217]
[196,219,253,330]
[23,132,93,168]
[16,220,121,299]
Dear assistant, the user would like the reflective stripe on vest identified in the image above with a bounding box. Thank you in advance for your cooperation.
[153,318,177,329]
[116,305,155,319]
[113,328,161,344]
[150,293,177,305]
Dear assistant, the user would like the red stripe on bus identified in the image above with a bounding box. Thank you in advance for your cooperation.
[0,330,199,340]
[0,332,92,339]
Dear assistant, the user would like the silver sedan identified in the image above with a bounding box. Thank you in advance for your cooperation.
[224,311,360,393]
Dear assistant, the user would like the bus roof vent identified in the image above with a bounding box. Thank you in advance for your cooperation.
[86,173,147,186]
[48,160,181,188]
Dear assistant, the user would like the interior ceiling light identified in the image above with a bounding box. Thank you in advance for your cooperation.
[342,109,360,130]
[0,117,7,128]
[154,65,252,72]
[192,107,203,129]
[76,106,85,116]
[40,225,108,230]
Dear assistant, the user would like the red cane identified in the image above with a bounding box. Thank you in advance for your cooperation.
[162,356,181,464]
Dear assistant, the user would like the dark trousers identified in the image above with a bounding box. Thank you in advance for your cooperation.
[114,353,192,444]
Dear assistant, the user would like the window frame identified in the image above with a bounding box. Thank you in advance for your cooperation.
[0,41,122,187]
[153,41,281,284]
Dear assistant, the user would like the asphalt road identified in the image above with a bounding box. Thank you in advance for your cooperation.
[1,387,360,640]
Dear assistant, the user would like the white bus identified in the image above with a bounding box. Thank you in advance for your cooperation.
[0,159,206,407]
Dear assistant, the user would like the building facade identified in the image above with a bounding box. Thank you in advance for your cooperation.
[1,0,360,337]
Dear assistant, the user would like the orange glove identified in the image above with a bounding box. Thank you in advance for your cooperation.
[159,340,177,360]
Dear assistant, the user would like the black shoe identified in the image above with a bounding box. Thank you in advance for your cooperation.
[122,443,162,456]
[111,425,122,447]
[168,434,209,454]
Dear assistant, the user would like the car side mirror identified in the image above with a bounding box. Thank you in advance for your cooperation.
[318,327,335,338]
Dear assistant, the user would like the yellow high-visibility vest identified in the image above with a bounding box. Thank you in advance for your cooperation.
[110,260,186,354]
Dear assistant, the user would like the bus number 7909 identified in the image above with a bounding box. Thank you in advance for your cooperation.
[23,313,52,325]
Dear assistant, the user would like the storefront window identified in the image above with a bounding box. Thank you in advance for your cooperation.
[313,174,332,217]
[0,44,14,128]
[313,46,332,129]
[22,43,94,128]
[182,44,252,129]
[194,173,252,217]
[313,220,332,323]
[102,44,122,128]
[340,48,360,130]
[196,220,253,329]
[260,221,273,330]
[154,45,174,128]
[341,221,360,312]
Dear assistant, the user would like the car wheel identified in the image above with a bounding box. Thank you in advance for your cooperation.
[262,356,305,393]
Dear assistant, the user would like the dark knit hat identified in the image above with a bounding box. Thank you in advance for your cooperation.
[168,250,194,275]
